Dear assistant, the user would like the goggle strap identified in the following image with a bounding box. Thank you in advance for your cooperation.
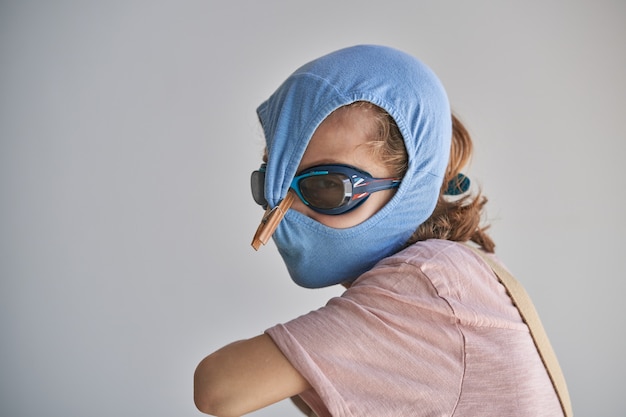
[361,179,401,194]
[444,173,470,195]
[251,189,296,250]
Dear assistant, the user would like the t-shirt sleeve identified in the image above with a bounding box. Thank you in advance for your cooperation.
[265,261,466,417]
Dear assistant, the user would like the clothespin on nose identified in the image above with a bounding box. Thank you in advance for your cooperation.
[251,190,296,250]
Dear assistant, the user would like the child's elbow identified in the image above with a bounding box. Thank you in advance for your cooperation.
[193,392,228,417]
[193,386,216,416]
[193,358,238,417]
[193,389,215,415]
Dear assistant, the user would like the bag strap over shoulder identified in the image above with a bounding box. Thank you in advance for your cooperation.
[465,244,573,417]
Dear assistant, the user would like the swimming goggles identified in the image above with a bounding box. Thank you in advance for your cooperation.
[251,163,401,215]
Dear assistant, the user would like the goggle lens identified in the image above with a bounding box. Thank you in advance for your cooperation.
[297,174,350,209]
[251,169,267,208]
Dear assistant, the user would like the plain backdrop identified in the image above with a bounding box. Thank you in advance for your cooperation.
[1,1,624,416]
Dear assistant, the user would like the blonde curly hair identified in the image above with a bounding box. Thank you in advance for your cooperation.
[355,101,495,252]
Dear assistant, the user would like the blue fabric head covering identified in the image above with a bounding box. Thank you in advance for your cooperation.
[257,45,451,288]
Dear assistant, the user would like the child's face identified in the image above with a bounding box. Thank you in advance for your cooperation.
[292,106,396,229]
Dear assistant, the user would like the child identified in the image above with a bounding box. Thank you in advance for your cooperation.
[194,45,565,417]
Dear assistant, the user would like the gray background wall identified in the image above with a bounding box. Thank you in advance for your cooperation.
[1,1,624,416]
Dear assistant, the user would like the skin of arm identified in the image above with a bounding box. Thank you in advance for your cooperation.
[194,333,311,416]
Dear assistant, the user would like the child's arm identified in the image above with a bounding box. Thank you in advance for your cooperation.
[194,333,311,416]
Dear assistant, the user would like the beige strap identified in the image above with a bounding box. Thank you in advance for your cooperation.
[251,190,296,250]
[466,245,573,417]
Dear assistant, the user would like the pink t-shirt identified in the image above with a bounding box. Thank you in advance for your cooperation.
[266,239,563,416]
